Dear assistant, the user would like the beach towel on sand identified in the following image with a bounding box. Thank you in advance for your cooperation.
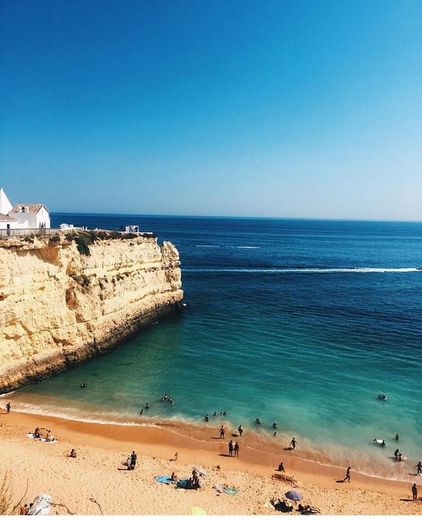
[191,506,207,515]
[213,484,238,496]
[154,476,174,485]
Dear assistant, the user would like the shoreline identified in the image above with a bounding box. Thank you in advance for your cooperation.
[0,409,420,514]
[4,394,419,484]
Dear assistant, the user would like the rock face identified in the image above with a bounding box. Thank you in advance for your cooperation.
[0,232,183,393]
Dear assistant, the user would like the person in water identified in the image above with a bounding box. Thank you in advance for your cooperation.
[381,440,386,448]
[220,425,225,439]
[80,383,86,389]
[139,409,144,415]
[272,422,278,429]
[416,461,422,475]
[394,448,400,460]
[213,412,217,416]
[277,462,285,472]
[343,466,351,483]
[238,425,243,437]
[204,414,209,422]
[395,433,399,441]
[290,437,297,450]
[412,483,418,501]
[255,418,261,425]
[145,402,149,410]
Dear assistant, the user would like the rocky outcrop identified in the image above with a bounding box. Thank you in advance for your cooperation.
[0,232,183,392]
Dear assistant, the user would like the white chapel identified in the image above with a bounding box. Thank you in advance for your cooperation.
[0,188,50,231]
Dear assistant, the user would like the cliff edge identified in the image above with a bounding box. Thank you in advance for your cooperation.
[0,231,183,393]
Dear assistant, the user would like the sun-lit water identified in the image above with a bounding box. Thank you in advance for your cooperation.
[8,215,422,480]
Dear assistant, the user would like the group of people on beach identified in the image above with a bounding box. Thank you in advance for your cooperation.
[228,440,240,457]
[33,426,55,442]
[123,450,137,470]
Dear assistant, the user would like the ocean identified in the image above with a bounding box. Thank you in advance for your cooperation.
[9,215,422,480]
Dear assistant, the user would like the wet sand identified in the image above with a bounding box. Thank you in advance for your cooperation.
[0,410,421,515]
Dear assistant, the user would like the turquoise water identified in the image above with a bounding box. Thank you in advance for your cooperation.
[9,215,422,480]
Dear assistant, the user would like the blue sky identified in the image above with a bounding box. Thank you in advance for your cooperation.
[1,0,421,219]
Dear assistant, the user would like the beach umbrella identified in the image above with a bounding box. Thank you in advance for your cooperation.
[285,490,303,502]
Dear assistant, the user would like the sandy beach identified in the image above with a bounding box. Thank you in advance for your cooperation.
[0,410,420,515]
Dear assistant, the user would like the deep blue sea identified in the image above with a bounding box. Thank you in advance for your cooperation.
[10,215,422,479]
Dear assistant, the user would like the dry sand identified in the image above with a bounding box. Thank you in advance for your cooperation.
[0,411,420,515]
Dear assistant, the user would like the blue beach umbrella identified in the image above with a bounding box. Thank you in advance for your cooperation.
[285,490,303,502]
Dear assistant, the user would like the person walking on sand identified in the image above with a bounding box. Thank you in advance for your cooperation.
[412,483,417,500]
[234,441,240,457]
[238,425,243,437]
[220,425,225,439]
[416,461,422,476]
[343,466,351,482]
[228,440,234,457]
[130,450,137,470]
[290,437,297,450]
[5,402,10,413]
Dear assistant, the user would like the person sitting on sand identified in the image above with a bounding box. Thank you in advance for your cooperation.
[277,462,285,472]
[34,427,41,439]
[69,448,77,458]
[412,483,418,501]
[171,471,178,482]
[416,461,422,476]
[45,430,51,442]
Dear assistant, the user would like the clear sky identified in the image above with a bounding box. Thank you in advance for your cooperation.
[1,0,421,219]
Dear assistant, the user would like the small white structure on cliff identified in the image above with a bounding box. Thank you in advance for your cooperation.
[0,188,50,231]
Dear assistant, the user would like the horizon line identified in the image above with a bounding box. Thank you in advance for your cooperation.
[51,211,422,224]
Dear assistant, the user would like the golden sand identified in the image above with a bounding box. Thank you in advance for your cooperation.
[0,411,420,515]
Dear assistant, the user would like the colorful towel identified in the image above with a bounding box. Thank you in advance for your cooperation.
[154,476,174,485]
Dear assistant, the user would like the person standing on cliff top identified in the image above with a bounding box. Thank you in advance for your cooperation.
[5,402,11,413]
[220,425,225,439]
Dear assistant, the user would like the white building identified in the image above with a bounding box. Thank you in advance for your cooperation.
[0,187,51,232]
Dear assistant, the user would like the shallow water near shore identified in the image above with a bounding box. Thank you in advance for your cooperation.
[7,215,422,481]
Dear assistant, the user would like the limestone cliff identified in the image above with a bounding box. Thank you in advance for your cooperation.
[0,232,183,393]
